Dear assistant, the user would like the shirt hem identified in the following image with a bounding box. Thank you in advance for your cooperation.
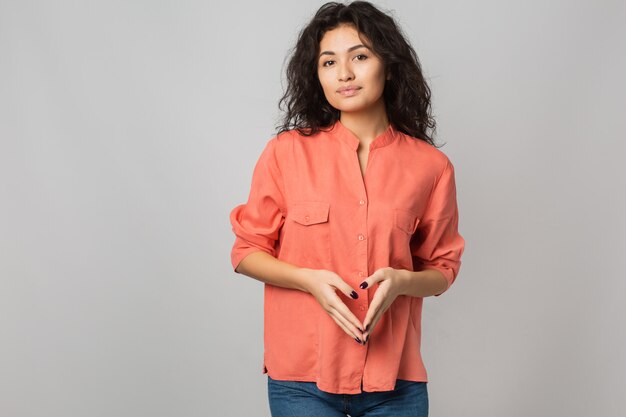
[265,369,428,394]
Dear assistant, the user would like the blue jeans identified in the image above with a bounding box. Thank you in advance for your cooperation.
[267,375,428,417]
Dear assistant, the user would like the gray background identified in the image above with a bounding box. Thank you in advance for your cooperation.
[1,0,625,416]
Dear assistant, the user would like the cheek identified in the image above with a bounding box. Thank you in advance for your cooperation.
[374,68,386,86]
[318,73,330,90]
[318,75,334,100]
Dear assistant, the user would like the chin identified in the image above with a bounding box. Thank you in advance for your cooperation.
[330,100,367,112]
[336,104,374,114]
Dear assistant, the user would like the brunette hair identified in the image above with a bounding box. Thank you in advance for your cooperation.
[276,1,440,146]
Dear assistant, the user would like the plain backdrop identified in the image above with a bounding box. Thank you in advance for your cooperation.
[1,0,625,416]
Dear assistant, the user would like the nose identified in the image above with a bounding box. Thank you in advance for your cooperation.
[338,61,354,82]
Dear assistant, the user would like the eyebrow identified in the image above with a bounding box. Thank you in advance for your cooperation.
[318,44,370,59]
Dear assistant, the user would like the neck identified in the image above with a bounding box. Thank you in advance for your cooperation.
[339,104,390,147]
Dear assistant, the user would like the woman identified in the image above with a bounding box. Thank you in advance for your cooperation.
[229,1,465,416]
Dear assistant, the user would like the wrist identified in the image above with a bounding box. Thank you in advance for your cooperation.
[294,267,315,293]
[395,269,418,297]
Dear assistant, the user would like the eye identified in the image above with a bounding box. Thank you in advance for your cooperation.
[355,54,368,61]
[322,60,334,67]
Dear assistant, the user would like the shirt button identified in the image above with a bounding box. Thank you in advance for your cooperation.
[358,234,366,241]
[358,271,364,277]
[359,200,366,205]
[304,215,310,222]
[359,306,366,311]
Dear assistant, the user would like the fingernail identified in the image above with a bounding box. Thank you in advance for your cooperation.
[359,282,368,289]
[364,336,368,343]
[364,324,369,331]
[350,290,358,299]
[354,337,362,344]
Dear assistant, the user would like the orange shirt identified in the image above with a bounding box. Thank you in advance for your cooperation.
[229,120,465,394]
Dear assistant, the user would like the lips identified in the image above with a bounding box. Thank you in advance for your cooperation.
[337,86,361,96]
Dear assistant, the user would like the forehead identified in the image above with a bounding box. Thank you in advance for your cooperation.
[319,24,370,49]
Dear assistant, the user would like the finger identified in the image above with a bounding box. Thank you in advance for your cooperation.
[329,314,355,340]
[328,308,366,344]
[362,297,392,342]
[328,303,364,338]
[323,274,365,339]
[334,279,360,300]
[362,302,381,337]
[362,288,384,331]
[329,296,365,333]
[363,314,383,343]
[359,267,386,290]
[326,274,364,333]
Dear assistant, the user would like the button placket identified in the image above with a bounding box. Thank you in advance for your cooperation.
[354,196,369,322]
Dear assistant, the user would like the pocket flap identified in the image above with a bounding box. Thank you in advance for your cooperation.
[394,208,420,234]
[290,202,330,226]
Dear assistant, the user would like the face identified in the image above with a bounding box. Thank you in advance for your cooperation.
[317,24,388,116]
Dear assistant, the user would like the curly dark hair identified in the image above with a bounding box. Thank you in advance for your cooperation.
[275,1,439,147]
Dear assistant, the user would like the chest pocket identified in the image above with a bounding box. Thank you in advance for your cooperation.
[394,208,420,235]
[290,201,330,226]
[391,208,421,270]
[283,201,331,267]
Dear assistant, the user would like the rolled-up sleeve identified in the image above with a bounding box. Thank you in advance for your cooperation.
[230,137,286,273]
[410,158,465,296]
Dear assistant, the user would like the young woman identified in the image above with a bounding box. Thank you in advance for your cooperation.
[229,2,465,416]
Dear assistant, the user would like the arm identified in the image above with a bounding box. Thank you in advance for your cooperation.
[235,250,313,293]
[359,267,448,339]
[236,251,368,341]
[360,158,464,339]
[409,158,465,297]
[229,138,319,293]
[395,268,449,298]
[229,138,366,341]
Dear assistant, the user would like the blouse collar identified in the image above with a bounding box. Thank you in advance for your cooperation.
[330,119,399,151]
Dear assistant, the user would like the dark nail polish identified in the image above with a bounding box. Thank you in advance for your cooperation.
[350,290,358,299]
[365,324,369,332]
[355,337,362,344]
[364,336,368,343]
[359,282,368,289]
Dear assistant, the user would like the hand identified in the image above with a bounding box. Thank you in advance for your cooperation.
[300,268,366,344]
[360,267,406,343]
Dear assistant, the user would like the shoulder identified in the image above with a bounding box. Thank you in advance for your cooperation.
[258,128,309,165]
[274,128,300,144]
[395,130,453,173]
[269,127,329,153]
[259,129,300,153]
[274,126,327,142]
